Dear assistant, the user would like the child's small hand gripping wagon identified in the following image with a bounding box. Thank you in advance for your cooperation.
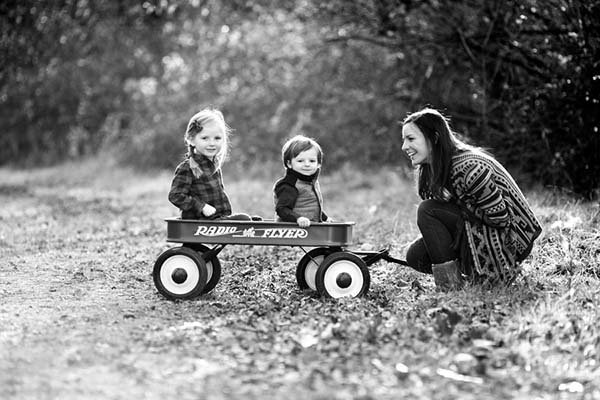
[153,219,408,300]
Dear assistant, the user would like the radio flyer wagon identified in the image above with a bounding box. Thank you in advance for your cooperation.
[153,218,408,300]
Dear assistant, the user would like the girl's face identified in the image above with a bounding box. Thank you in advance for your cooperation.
[402,122,432,166]
[287,147,320,176]
[189,121,224,158]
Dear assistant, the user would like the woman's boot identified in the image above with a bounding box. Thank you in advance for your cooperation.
[432,260,463,291]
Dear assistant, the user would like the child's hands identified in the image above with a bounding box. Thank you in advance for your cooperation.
[202,204,216,217]
[297,216,311,228]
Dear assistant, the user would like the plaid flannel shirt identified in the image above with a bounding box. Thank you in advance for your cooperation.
[168,154,232,219]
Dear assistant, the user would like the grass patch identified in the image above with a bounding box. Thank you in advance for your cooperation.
[0,158,598,399]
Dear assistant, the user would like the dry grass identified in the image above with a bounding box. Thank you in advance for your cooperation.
[0,158,599,400]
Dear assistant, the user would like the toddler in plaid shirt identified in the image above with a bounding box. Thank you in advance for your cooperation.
[168,108,253,220]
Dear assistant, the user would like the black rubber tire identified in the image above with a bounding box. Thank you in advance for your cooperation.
[315,252,370,298]
[296,247,332,291]
[153,246,208,300]
[183,243,222,294]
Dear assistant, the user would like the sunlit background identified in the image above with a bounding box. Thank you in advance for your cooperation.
[1,0,598,197]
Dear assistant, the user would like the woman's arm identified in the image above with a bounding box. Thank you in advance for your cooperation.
[462,162,510,228]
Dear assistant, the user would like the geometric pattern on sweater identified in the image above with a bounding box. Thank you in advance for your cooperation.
[450,150,542,283]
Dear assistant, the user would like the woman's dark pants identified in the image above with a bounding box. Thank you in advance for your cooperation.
[406,199,463,274]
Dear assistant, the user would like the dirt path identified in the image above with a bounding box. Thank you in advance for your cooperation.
[0,164,178,398]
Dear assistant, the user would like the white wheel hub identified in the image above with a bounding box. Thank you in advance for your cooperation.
[160,254,200,295]
[323,260,364,298]
[205,260,213,282]
[304,255,325,291]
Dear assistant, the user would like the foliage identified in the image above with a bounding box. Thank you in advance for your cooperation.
[0,0,168,162]
[302,0,600,198]
[115,2,408,171]
[1,161,599,399]
[1,0,598,197]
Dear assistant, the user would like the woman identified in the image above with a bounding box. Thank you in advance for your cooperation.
[401,107,542,290]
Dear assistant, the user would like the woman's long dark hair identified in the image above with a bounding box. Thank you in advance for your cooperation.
[402,108,469,200]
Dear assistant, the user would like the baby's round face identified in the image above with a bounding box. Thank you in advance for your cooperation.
[287,147,320,176]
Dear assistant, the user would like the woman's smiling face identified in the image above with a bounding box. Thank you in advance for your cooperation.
[401,122,432,166]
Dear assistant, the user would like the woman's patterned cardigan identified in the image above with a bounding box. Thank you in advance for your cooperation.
[449,150,542,283]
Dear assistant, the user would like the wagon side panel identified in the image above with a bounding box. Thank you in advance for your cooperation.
[165,219,354,247]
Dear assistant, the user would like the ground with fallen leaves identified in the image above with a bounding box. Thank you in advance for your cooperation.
[1,158,599,400]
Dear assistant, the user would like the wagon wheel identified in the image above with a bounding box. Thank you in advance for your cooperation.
[315,252,370,298]
[183,243,222,294]
[153,247,208,300]
[296,247,333,291]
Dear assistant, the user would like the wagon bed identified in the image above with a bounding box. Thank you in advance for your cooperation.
[153,218,407,300]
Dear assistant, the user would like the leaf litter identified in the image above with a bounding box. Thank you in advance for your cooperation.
[1,162,600,399]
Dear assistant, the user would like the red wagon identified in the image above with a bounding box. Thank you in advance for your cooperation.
[153,218,407,300]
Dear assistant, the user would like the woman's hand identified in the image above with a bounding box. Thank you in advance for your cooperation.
[202,204,216,217]
[297,216,311,227]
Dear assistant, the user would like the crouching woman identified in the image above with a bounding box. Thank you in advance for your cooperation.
[400,108,542,290]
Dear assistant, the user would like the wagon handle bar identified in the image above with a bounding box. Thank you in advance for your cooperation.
[379,249,409,266]
[354,248,409,267]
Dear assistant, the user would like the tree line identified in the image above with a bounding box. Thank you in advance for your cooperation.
[1,0,598,198]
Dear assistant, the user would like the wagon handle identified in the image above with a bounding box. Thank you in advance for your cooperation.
[380,250,409,267]
[354,248,409,267]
